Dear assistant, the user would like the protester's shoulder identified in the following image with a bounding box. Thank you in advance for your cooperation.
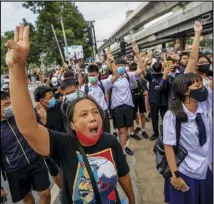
[164,110,176,121]
[48,129,73,144]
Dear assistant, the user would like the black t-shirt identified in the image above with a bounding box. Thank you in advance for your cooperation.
[49,130,129,204]
[35,100,66,133]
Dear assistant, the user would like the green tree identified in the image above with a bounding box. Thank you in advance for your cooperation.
[1,31,14,72]
[22,1,92,66]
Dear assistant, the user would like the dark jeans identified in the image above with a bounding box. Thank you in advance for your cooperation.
[150,103,168,136]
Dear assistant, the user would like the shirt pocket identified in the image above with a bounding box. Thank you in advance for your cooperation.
[181,121,200,147]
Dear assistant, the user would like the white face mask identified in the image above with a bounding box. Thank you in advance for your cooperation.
[65,92,78,102]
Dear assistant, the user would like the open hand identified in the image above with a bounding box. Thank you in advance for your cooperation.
[132,41,140,55]
[106,47,114,62]
[36,102,47,124]
[194,21,203,34]
[5,24,30,69]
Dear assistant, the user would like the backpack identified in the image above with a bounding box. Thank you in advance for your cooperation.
[153,118,188,180]
[84,81,105,96]
[108,72,131,109]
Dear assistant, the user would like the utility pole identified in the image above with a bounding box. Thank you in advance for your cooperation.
[51,24,65,64]
[91,21,98,62]
[60,16,71,65]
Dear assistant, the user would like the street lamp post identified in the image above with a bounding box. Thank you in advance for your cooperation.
[91,21,99,62]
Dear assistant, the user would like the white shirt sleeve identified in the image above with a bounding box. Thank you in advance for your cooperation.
[163,110,177,146]
[80,84,85,93]
[127,71,136,81]
[200,86,212,111]
[101,75,113,91]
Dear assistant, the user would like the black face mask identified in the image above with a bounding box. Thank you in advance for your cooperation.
[189,86,208,102]
[197,64,210,73]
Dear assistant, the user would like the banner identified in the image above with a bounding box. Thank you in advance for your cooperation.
[64,45,84,60]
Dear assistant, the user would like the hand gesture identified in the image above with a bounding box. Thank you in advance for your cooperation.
[171,177,190,192]
[106,48,114,62]
[36,102,47,125]
[194,21,203,34]
[5,24,30,69]
[1,188,7,198]
[163,61,173,75]
[132,41,140,55]
[144,54,151,65]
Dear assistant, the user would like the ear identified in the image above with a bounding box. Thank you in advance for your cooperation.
[70,122,76,131]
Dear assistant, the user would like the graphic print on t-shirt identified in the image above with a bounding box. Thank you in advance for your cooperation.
[72,148,118,204]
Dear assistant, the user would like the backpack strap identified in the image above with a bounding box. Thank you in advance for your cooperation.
[124,72,130,84]
[76,139,102,204]
[175,118,181,147]
[98,80,105,95]
[84,84,89,96]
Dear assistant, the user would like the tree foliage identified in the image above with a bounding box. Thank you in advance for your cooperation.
[22,1,92,66]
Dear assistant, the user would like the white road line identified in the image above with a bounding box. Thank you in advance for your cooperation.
[51,184,60,204]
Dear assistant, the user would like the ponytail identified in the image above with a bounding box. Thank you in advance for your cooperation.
[169,97,188,122]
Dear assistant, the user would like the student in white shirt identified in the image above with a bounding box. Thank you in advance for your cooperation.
[163,73,212,204]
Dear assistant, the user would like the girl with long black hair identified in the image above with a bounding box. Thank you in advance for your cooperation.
[163,73,212,204]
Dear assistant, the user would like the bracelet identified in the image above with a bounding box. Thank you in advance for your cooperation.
[110,60,114,64]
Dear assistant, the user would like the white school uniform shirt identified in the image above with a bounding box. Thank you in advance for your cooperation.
[81,78,111,111]
[163,87,213,179]
[109,72,136,109]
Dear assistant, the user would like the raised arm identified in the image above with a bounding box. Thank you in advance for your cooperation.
[185,21,203,73]
[132,41,147,76]
[6,25,50,156]
[106,47,119,82]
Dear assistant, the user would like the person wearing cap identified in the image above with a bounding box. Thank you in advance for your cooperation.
[109,41,148,156]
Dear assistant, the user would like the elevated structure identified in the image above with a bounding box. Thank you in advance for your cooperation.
[98,1,213,56]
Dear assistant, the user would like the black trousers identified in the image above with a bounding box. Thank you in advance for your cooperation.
[103,110,110,133]
[150,103,168,136]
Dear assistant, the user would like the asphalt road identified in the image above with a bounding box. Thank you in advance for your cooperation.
[1,84,61,204]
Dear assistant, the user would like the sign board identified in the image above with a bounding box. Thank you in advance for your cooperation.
[64,45,84,60]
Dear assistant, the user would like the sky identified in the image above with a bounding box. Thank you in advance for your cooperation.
[1,2,142,48]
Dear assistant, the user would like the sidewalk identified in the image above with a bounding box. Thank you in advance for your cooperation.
[118,121,164,204]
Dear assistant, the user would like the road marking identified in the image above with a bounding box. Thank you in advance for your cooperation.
[51,184,60,204]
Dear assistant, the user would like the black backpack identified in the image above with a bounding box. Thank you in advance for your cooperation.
[153,118,188,180]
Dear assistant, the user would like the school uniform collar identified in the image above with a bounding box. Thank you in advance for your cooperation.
[168,69,180,77]
[88,82,100,87]
[182,103,203,120]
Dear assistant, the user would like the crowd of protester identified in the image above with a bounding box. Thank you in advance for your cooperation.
[1,20,213,204]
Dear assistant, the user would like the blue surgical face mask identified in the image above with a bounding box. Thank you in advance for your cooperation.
[102,65,108,71]
[5,105,14,118]
[117,66,126,75]
[48,97,56,108]
[65,92,78,102]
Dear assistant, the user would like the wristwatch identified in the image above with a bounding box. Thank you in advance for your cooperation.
[174,170,181,178]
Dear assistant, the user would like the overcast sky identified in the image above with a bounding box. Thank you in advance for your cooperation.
[1,2,142,48]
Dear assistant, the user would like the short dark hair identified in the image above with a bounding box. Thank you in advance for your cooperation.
[34,85,53,102]
[129,62,137,71]
[1,90,10,100]
[198,54,211,64]
[87,64,99,73]
[179,51,189,58]
[60,78,78,90]
[166,56,176,63]
[64,70,75,79]
[115,58,127,65]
